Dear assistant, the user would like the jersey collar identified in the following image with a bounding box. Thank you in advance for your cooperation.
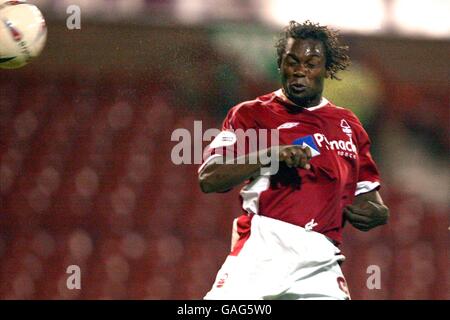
[274,88,329,111]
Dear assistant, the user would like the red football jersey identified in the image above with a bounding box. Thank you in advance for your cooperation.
[201,89,380,245]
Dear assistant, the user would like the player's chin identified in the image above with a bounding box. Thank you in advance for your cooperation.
[288,86,311,98]
[289,93,312,106]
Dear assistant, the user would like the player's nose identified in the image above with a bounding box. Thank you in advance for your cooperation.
[293,67,306,77]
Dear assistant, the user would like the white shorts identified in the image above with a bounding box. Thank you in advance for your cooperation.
[204,215,350,300]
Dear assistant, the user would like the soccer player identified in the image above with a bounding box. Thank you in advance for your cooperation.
[198,21,389,300]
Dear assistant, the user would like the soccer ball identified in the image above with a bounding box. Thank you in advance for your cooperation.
[0,1,47,69]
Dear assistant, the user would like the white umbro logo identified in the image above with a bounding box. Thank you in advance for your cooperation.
[277,122,299,130]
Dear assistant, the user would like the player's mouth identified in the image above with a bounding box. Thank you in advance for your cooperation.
[290,83,307,93]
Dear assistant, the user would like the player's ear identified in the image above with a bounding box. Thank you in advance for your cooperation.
[277,57,282,71]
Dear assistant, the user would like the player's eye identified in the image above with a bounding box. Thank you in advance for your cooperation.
[286,57,298,66]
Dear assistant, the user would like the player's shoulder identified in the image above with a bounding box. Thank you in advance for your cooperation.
[323,100,363,125]
[226,92,275,120]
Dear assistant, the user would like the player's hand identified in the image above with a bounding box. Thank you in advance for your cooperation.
[276,145,312,169]
[343,200,389,232]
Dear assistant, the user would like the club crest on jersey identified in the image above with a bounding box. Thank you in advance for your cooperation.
[340,119,352,136]
[292,135,320,157]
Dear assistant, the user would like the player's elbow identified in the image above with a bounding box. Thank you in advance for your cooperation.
[381,204,390,225]
[199,177,214,193]
[198,160,226,193]
[198,170,216,193]
[199,169,230,193]
[198,161,233,193]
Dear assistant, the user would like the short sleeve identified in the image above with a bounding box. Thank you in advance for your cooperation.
[355,125,381,196]
[198,104,255,173]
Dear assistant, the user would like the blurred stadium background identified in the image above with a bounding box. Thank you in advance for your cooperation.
[0,0,448,299]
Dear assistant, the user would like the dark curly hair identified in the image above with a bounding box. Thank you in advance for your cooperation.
[275,20,350,80]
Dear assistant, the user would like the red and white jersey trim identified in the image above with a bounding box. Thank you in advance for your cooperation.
[274,89,330,111]
[240,175,271,215]
[355,181,380,196]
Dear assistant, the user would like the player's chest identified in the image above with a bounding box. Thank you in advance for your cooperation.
[257,111,359,163]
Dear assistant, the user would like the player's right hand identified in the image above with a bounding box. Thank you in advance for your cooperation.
[276,145,312,169]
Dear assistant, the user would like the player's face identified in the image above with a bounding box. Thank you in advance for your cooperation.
[280,38,327,108]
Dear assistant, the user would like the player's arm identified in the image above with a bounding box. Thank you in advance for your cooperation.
[343,190,389,231]
[199,148,270,193]
[199,145,312,193]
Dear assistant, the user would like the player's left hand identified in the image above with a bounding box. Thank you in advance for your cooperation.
[343,200,389,232]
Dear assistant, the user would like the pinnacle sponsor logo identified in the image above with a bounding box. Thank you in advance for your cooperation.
[314,133,357,154]
[292,135,320,157]
[292,133,357,159]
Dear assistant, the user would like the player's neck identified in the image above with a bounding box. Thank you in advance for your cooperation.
[277,89,325,109]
